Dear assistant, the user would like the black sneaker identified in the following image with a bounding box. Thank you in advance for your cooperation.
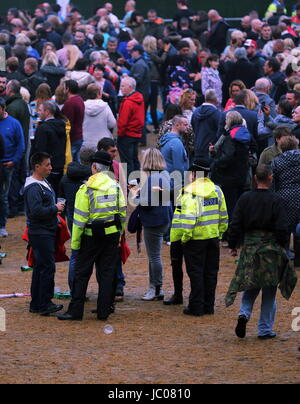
[115,288,124,302]
[163,295,183,305]
[235,315,248,339]
[258,333,277,340]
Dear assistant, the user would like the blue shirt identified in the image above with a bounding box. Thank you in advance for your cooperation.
[0,115,25,164]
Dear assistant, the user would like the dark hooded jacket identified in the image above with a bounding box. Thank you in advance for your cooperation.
[268,71,288,104]
[59,162,92,231]
[23,176,58,235]
[31,118,66,172]
[5,93,30,150]
[40,64,66,95]
[211,126,251,188]
[192,103,221,159]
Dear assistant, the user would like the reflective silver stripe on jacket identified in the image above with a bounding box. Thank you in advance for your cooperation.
[173,214,197,221]
[97,195,117,203]
[73,219,86,228]
[172,223,195,230]
[90,206,118,214]
[74,208,90,218]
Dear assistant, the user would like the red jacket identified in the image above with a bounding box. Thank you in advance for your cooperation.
[22,215,70,266]
[117,92,145,138]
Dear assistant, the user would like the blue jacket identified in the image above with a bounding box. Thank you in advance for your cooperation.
[159,132,188,176]
[139,170,173,228]
[192,104,221,159]
[0,115,25,164]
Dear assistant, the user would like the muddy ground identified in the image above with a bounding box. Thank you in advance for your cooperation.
[0,213,299,385]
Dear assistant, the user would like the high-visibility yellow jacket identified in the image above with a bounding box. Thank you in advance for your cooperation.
[171,177,228,244]
[71,172,127,250]
[265,1,287,19]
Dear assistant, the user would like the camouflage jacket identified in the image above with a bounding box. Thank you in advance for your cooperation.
[157,120,195,158]
[225,230,298,307]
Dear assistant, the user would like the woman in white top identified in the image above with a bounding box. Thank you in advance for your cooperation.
[82,84,116,149]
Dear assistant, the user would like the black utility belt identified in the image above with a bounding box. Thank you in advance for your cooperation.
[86,220,118,229]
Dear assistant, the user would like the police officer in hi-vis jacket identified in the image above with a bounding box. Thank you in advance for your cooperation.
[58,151,126,322]
[171,158,228,317]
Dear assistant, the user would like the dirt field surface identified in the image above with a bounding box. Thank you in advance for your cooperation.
[0,214,300,385]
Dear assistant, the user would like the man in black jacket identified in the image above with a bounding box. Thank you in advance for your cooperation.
[129,44,150,104]
[206,10,229,55]
[223,48,259,101]
[24,152,65,316]
[264,57,288,103]
[59,148,93,293]
[218,90,260,154]
[6,79,30,218]
[31,101,66,196]
[227,165,293,340]
[192,89,221,159]
[21,58,46,101]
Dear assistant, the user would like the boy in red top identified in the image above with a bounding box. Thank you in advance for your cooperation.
[117,76,145,177]
[292,4,300,37]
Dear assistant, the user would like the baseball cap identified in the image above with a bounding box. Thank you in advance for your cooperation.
[89,151,112,166]
[189,158,211,173]
[244,39,257,48]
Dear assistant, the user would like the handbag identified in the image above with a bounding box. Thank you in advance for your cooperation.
[127,205,143,253]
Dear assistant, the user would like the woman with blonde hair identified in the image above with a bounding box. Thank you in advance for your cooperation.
[179,88,197,123]
[221,30,246,62]
[41,51,66,94]
[143,35,169,132]
[136,148,173,301]
[245,89,259,111]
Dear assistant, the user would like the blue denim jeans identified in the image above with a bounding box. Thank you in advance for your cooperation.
[0,165,15,228]
[143,224,169,288]
[71,139,84,163]
[239,286,277,337]
[116,252,126,290]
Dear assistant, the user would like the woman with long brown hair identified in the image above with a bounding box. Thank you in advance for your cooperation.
[224,80,247,111]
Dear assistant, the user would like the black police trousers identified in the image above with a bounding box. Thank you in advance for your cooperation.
[68,232,120,319]
[183,238,220,315]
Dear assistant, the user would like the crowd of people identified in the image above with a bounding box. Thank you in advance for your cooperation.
[0,0,299,339]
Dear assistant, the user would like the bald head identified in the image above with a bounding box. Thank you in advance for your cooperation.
[251,19,263,33]
[208,10,221,22]
[255,78,272,93]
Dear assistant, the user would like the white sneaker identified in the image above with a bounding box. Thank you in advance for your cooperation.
[142,287,156,301]
[0,228,8,237]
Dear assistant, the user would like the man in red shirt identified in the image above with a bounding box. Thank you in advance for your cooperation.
[62,80,85,163]
[117,76,145,177]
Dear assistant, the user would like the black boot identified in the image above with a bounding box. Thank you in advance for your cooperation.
[294,236,300,267]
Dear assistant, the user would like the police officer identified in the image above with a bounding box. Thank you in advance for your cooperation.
[170,158,228,317]
[58,151,127,321]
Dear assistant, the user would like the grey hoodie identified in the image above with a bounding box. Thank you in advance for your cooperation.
[83,99,116,148]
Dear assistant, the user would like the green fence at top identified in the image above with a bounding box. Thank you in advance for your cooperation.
[0,0,297,20]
